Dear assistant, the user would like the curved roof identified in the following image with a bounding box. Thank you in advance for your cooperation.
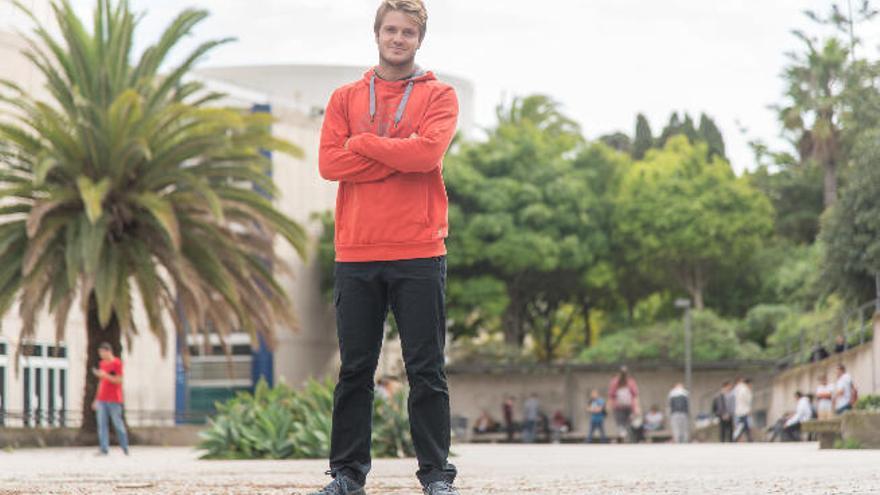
[193,64,475,134]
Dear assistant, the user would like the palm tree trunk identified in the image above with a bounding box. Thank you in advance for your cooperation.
[79,294,121,438]
[823,160,838,208]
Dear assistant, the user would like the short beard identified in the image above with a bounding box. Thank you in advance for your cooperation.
[379,52,416,70]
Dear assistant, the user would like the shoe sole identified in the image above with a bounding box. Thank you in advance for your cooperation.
[306,488,366,495]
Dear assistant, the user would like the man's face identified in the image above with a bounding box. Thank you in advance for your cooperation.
[376,10,421,67]
[98,348,111,360]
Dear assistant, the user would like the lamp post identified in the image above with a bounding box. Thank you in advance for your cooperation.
[675,298,693,393]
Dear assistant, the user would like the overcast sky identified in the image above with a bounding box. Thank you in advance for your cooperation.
[9,1,880,172]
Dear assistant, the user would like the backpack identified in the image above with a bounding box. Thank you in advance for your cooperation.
[616,384,634,407]
[850,383,859,407]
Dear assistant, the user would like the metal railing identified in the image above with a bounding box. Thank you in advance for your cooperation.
[0,409,212,429]
[777,300,877,368]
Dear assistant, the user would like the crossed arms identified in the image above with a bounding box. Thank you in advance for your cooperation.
[318,86,459,183]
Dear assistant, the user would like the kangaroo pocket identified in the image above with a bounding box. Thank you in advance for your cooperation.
[336,173,432,247]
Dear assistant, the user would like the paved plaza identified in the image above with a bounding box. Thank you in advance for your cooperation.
[1,443,880,494]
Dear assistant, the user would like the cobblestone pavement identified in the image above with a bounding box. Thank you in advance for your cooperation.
[1,443,880,494]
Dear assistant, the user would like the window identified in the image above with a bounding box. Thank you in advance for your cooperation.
[21,344,42,357]
[46,346,66,358]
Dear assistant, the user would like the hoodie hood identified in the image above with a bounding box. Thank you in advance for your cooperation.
[363,66,435,128]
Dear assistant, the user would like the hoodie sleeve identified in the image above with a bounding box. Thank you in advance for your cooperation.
[319,88,398,183]
[347,86,458,174]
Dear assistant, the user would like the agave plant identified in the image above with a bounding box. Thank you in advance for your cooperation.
[0,0,306,434]
[199,379,415,460]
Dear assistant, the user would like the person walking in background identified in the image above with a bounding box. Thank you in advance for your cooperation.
[667,383,690,443]
[586,389,608,443]
[92,342,129,456]
[712,381,734,442]
[733,377,753,442]
[834,335,847,354]
[608,366,639,443]
[522,393,541,443]
[502,396,515,442]
[834,364,855,415]
[314,0,460,493]
[782,391,813,441]
[816,374,835,420]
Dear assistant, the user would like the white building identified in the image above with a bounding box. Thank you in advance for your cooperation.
[0,10,474,426]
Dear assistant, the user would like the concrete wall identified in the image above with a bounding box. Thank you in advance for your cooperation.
[269,105,340,388]
[768,316,880,423]
[448,363,776,434]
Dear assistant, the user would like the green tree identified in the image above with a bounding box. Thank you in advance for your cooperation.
[632,113,653,160]
[657,112,683,149]
[444,95,611,359]
[0,0,306,435]
[615,136,773,310]
[656,112,727,161]
[748,165,824,244]
[698,113,726,160]
[820,129,880,303]
[598,132,631,154]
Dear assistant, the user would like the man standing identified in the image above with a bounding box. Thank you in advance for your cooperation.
[667,383,690,444]
[733,377,753,442]
[502,396,515,442]
[712,381,734,442]
[834,364,854,415]
[314,1,459,494]
[91,342,129,456]
[522,393,541,443]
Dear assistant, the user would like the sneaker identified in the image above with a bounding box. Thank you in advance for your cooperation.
[423,480,459,495]
[307,474,366,495]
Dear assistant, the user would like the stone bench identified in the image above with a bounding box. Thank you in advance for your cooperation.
[801,418,842,449]
[645,429,673,443]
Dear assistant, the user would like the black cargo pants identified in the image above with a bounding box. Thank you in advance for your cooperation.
[329,256,457,487]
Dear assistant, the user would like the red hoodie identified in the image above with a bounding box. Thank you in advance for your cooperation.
[319,67,459,262]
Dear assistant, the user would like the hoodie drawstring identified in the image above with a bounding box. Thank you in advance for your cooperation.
[369,67,424,128]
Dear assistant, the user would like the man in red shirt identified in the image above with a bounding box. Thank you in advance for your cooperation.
[312,1,459,494]
[92,342,129,455]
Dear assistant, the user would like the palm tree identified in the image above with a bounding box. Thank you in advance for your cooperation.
[778,33,849,208]
[0,0,307,435]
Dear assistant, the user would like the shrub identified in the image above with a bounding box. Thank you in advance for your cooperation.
[855,395,880,412]
[198,378,413,460]
[578,310,763,363]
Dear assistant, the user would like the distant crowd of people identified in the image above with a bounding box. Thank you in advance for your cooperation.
[474,366,697,444]
[767,364,858,442]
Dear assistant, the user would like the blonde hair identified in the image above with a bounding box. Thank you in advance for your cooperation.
[374,0,428,42]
